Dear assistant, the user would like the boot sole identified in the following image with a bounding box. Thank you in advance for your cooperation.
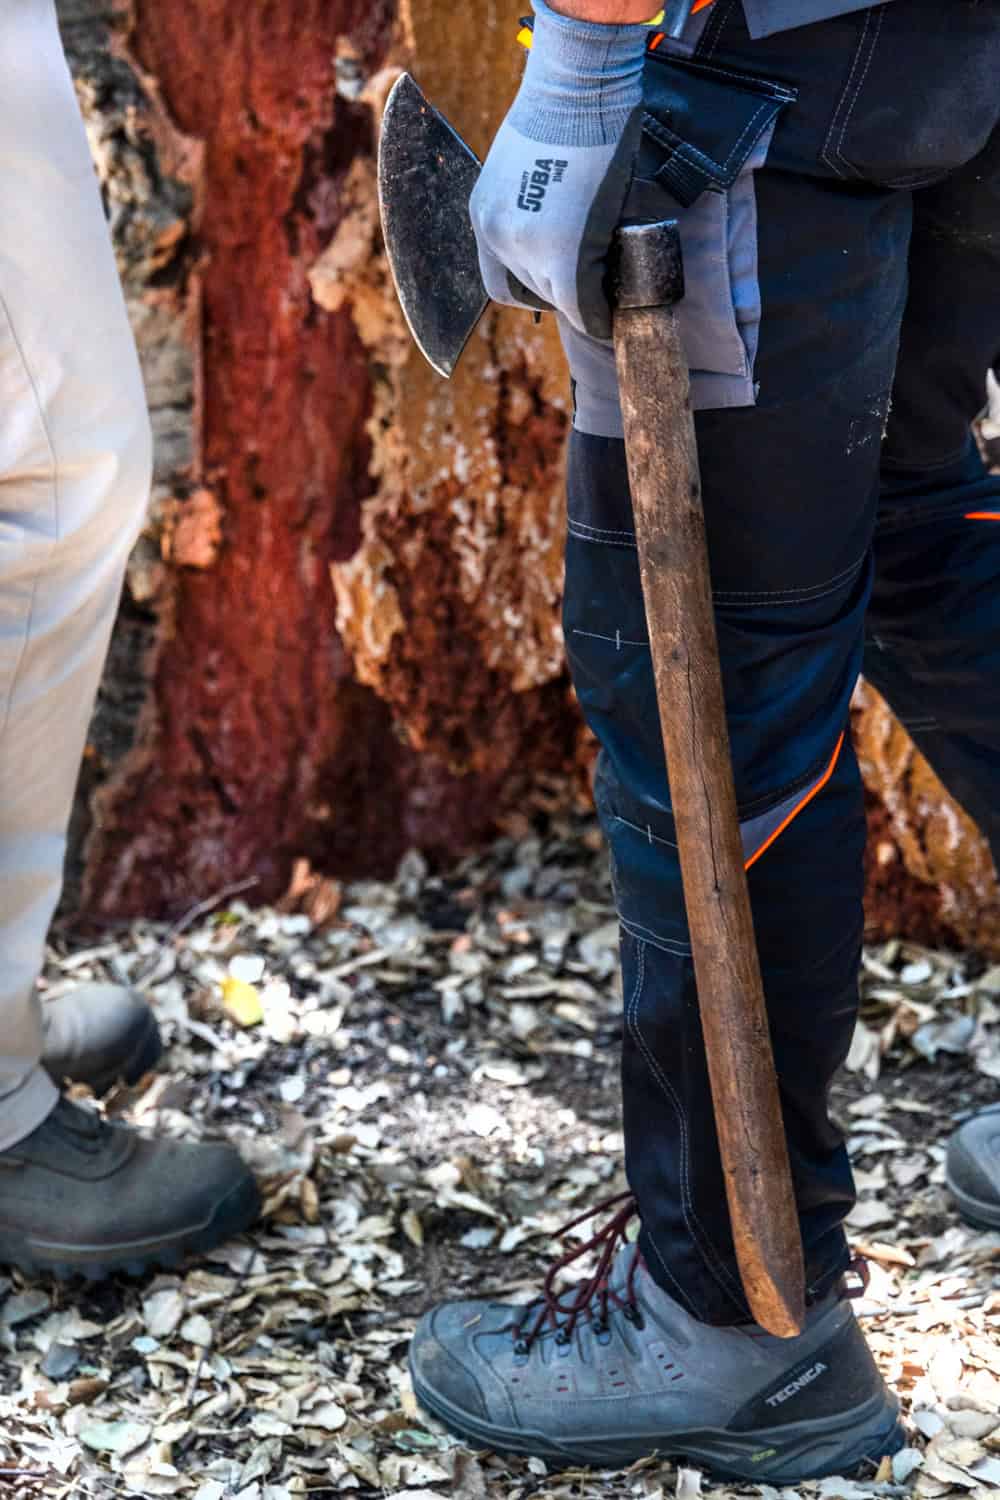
[0,1172,260,1281]
[411,1367,905,1483]
[946,1171,1000,1231]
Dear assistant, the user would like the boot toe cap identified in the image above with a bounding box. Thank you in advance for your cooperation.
[42,983,162,1092]
[947,1109,1000,1221]
[410,1306,490,1419]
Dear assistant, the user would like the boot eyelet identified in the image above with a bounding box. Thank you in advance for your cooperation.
[555,1330,571,1347]
[624,1307,645,1330]
[513,1338,529,1357]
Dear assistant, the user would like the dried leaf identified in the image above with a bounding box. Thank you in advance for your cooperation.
[221,975,265,1027]
[847,1199,894,1230]
[181,1314,213,1347]
[79,1419,151,1456]
[1,1290,50,1327]
[143,1288,186,1339]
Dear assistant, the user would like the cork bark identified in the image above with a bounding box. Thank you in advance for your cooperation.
[59,0,999,951]
[857,683,1000,954]
[70,0,581,919]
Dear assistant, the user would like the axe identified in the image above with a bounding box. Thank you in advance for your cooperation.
[378,73,806,1338]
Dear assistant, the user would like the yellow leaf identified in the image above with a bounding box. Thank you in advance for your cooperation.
[221,976,264,1027]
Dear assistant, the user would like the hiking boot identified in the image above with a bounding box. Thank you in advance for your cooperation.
[410,1193,903,1481]
[41,983,163,1094]
[947,1104,1000,1230]
[0,1096,259,1279]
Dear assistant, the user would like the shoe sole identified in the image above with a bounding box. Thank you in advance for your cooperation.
[0,1172,260,1281]
[411,1367,904,1483]
[946,1171,1000,1231]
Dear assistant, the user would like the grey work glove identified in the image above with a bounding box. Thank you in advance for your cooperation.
[470,0,648,342]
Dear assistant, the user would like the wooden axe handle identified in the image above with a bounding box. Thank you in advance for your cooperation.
[611,222,806,1338]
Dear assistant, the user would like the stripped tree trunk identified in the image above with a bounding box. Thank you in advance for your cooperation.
[59,0,999,953]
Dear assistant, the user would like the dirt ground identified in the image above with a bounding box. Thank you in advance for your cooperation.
[2,811,999,1499]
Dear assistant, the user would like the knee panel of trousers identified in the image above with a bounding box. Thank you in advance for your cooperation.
[566,531,870,812]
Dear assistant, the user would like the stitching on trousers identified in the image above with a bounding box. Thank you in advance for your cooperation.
[567,519,637,547]
[611,812,678,853]
[0,294,61,746]
[624,944,700,1316]
[697,0,737,62]
[713,553,865,604]
[736,744,837,817]
[820,6,876,178]
[571,628,648,650]
[627,939,747,1309]
[667,99,773,187]
[620,915,692,957]
[833,4,885,172]
[680,53,794,98]
[715,575,860,607]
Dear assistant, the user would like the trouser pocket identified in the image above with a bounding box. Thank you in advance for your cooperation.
[561,47,796,437]
[819,0,1000,187]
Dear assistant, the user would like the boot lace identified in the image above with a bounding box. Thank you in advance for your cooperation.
[511,1191,643,1355]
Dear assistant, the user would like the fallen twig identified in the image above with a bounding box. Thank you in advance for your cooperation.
[132,876,261,985]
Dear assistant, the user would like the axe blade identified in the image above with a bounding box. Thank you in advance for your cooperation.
[378,73,488,379]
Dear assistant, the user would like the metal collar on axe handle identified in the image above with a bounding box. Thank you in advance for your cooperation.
[378,73,806,1339]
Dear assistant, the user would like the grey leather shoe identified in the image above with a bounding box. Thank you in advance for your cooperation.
[41,983,163,1094]
[410,1195,903,1482]
[0,1096,259,1279]
[947,1104,1000,1229]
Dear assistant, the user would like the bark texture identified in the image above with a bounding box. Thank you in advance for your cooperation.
[66,0,581,920]
[857,683,1000,954]
[58,1,999,951]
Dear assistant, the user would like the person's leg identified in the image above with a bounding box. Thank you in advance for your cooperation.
[0,0,152,1146]
[0,0,260,1276]
[864,124,1000,870]
[571,0,1000,1324]
[858,128,1000,1228]
[411,0,1000,1475]
[568,161,906,1322]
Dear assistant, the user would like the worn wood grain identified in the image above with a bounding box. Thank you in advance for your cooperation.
[613,299,806,1338]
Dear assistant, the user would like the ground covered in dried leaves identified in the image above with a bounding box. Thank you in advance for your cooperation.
[4,813,999,1499]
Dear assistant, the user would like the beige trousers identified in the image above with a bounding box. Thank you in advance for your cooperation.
[0,0,152,1148]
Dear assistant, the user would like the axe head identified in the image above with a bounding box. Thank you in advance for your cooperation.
[378,73,488,379]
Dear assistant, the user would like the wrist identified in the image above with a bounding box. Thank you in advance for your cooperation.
[547,0,657,19]
[510,0,647,147]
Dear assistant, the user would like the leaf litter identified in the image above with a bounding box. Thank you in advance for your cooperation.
[0,810,992,1497]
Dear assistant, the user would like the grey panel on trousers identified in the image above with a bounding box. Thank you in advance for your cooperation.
[561,120,777,439]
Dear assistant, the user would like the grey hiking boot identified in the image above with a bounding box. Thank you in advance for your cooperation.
[947,1104,1000,1229]
[410,1194,903,1482]
[42,983,163,1094]
[0,1096,259,1279]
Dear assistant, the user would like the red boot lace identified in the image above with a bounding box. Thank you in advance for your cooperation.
[512,1191,643,1354]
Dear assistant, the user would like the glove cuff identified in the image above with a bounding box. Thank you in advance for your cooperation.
[509,0,648,148]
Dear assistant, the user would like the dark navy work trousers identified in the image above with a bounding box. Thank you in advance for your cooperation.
[562,0,1000,1323]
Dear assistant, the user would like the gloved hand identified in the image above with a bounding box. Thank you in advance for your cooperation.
[470,0,649,342]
